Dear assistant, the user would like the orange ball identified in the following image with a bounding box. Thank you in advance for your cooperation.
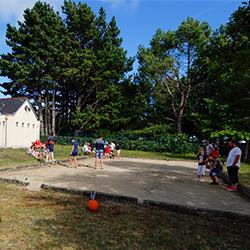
[87,199,100,211]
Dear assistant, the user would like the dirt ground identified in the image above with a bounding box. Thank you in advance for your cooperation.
[1,157,250,216]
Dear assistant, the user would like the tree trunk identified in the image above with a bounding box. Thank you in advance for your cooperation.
[176,108,184,133]
[38,94,44,136]
[244,141,249,161]
[52,85,56,132]
[76,95,83,111]
[44,89,49,136]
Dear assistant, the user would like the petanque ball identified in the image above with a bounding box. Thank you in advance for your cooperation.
[87,199,100,211]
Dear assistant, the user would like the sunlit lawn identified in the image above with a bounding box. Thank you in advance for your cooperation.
[0,183,250,250]
[239,163,250,187]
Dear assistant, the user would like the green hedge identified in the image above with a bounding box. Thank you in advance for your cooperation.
[41,131,198,154]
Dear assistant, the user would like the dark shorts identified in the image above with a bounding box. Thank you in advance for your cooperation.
[227,165,239,184]
[209,168,221,177]
[71,151,78,157]
[48,144,54,152]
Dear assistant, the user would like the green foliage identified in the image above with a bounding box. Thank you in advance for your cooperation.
[137,17,211,133]
[191,2,250,135]
[210,130,250,141]
[54,127,198,154]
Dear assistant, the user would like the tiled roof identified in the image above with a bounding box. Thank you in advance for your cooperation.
[0,97,27,115]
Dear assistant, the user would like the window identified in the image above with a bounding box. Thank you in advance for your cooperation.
[16,122,18,127]
[32,124,35,129]
[22,123,24,127]
[0,121,1,126]
[3,121,5,126]
[27,123,30,128]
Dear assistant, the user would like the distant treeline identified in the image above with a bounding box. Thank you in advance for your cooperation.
[0,1,249,140]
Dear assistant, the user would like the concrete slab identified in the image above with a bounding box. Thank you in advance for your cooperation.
[1,157,249,216]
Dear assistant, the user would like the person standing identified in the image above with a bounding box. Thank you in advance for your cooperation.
[226,139,242,191]
[48,130,56,162]
[116,144,121,160]
[94,136,105,169]
[69,139,79,168]
[195,147,207,182]
[109,141,116,159]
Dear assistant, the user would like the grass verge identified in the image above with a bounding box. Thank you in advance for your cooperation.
[0,182,250,249]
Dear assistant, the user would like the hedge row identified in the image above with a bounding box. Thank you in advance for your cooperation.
[42,132,198,154]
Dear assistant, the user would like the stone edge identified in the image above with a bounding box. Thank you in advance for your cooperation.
[220,171,250,200]
[0,177,30,186]
[40,183,250,222]
[40,184,138,204]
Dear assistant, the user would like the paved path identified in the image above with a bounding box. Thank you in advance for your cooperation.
[1,158,250,216]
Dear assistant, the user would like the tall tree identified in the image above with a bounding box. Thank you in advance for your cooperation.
[192,1,250,135]
[63,1,133,133]
[137,17,211,133]
[0,1,66,135]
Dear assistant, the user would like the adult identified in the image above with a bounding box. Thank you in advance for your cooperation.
[109,141,116,159]
[226,139,242,191]
[205,140,214,157]
[69,139,79,168]
[116,144,121,160]
[82,142,89,155]
[94,136,105,169]
[48,130,56,162]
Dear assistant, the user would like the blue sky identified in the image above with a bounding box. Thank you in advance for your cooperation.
[0,0,242,97]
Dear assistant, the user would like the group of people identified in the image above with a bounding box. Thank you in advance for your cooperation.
[26,131,56,163]
[196,139,242,191]
[68,136,121,168]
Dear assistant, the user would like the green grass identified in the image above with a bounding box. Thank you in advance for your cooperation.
[0,182,250,250]
[121,149,196,161]
[239,163,250,187]
[0,145,72,169]
[0,148,38,167]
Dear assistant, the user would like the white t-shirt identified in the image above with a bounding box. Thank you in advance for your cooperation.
[226,147,242,167]
[110,143,115,151]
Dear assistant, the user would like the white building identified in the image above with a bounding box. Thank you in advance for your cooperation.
[0,97,40,148]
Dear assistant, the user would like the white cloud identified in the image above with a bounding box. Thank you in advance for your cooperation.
[0,0,62,23]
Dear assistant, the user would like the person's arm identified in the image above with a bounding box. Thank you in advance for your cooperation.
[233,155,240,166]
[70,145,74,154]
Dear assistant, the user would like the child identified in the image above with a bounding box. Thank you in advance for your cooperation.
[109,141,115,159]
[69,139,79,168]
[208,155,224,185]
[196,147,207,182]
[116,144,121,160]
[104,144,111,159]
[48,131,56,162]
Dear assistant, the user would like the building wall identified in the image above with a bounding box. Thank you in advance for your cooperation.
[0,100,40,148]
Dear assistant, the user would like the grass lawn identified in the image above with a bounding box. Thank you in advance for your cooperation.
[0,183,250,250]
[122,149,196,161]
[239,163,250,187]
[0,145,72,169]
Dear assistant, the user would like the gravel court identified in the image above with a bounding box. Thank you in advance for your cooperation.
[1,157,250,216]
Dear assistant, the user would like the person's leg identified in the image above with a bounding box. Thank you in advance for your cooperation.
[74,156,77,168]
[94,158,98,169]
[196,165,201,180]
[69,155,72,166]
[199,165,206,182]
[117,150,121,159]
[230,166,239,185]
[100,150,104,169]
[227,166,239,190]
[94,150,99,169]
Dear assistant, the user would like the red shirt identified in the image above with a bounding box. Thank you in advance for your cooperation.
[105,146,111,154]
